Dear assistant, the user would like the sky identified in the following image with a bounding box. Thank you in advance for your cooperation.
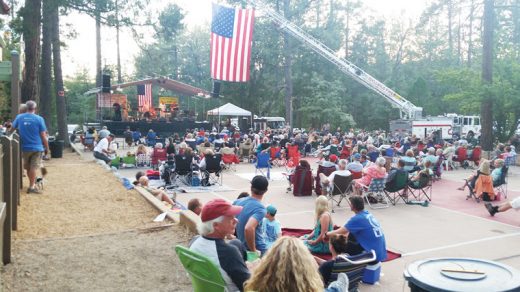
[61,0,428,81]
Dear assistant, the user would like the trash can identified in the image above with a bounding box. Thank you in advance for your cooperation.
[49,139,64,158]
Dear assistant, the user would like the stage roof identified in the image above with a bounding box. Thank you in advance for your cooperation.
[85,77,210,96]
[207,103,251,116]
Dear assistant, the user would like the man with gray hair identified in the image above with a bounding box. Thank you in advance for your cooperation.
[11,100,49,194]
[319,159,351,195]
[190,199,251,291]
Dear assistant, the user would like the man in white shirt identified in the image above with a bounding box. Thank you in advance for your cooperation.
[319,159,351,195]
[94,134,115,164]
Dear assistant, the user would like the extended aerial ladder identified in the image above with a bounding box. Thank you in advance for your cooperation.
[250,0,423,119]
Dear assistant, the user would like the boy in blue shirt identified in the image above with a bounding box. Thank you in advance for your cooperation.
[262,205,281,249]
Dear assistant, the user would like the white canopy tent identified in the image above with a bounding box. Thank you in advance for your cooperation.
[207,103,252,131]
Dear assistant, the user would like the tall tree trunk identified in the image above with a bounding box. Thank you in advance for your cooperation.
[95,10,102,87]
[21,0,42,103]
[283,0,293,129]
[40,0,53,130]
[468,0,475,66]
[51,3,69,146]
[481,0,494,151]
[115,0,122,83]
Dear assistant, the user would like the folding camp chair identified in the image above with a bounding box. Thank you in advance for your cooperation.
[407,173,433,202]
[255,152,271,179]
[505,154,517,168]
[151,147,167,169]
[136,153,151,168]
[315,165,336,196]
[173,155,193,185]
[175,245,227,292]
[326,250,377,291]
[361,178,390,209]
[221,154,239,172]
[494,166,509,199]
[384,170,409,205]
[290,166,313,196]
[328,175,353,212]
[83,135,95,151]
[202,154,223,186]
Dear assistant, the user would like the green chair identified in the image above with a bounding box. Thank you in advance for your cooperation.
[384,170,409,205]
[175,245,227,292]
[122,155,136,165]
[110,156,121,168]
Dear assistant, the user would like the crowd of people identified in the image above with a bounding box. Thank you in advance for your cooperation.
[188,176,385,292]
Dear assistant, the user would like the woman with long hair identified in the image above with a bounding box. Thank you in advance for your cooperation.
[244,237,348,292]
[301,195,333,254]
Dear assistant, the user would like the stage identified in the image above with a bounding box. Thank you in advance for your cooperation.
[103,120,212,136]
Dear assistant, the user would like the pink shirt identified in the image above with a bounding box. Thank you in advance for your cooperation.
[359,165,386,186]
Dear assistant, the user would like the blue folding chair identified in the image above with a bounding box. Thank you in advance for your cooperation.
[361,178,389,209]
[255,152,271,179]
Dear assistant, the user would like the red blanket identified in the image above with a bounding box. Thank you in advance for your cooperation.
[281,228,401,262]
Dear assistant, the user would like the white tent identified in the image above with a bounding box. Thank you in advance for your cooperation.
[207,103,251,116]
[207,103,252,131]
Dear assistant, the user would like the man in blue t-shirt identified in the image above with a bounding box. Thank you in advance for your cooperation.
[326,195,387,262]
[11,101,49,194]
[234,175,269,255]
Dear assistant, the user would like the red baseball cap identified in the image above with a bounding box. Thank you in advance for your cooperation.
[200,199,243,222]
[329,154,338,162]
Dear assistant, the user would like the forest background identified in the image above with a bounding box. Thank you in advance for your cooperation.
[2,0,520,145]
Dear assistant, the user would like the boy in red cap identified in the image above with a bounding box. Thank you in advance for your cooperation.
[190,199,250,291]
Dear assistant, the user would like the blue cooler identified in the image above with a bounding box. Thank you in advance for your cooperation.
[362,262,381,284]
[191,176,200,186]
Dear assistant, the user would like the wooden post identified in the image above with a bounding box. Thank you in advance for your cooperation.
[13,133,22,194]
[0,137,12,264]
[10,136,19,231]
[10,51,20,120]
[0,144,5,264]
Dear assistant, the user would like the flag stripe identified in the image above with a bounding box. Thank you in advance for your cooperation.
[138,84,152,110]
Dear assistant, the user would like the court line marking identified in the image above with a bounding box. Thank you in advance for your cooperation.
[429,203,520,230]
[402,232,520,257]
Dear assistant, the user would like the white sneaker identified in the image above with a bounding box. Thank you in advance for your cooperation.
[328,272,349,292]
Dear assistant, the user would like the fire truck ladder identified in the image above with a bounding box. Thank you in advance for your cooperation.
[251,0,423,119]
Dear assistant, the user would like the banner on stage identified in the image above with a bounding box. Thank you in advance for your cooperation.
[159,96,179,106]
[97,93,128,108]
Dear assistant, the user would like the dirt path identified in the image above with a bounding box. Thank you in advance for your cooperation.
[1,151,193,291]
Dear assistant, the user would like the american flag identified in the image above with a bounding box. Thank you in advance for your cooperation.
[137,84,152,110]
[211,3,255,82]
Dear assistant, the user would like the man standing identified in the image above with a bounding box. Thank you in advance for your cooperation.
[190,199,250,292]
[93,133,115,164]
[234,175,269,255]
[12,101,49,194]
[326,195,387,262]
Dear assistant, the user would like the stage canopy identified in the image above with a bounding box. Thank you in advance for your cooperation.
[207,103,251,116]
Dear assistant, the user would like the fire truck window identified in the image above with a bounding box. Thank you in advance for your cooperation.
[474,118,480,125]
[463,117,469,125]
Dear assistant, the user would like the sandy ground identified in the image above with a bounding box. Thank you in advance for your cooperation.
[1,150,193,291]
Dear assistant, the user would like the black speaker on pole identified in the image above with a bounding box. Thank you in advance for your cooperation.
[211,80,221,98]
[102,74,111,93]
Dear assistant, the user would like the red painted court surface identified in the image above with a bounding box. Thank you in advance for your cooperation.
[101,146,520,291]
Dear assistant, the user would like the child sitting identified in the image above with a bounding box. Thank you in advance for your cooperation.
[262,205,282,249]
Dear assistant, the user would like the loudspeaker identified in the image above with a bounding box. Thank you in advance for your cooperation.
[102,74,111,93]
[211,80,221,98]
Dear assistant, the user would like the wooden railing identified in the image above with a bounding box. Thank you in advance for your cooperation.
[0,133,22,264]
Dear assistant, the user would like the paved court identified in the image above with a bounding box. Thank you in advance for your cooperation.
[76,142,520,291]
